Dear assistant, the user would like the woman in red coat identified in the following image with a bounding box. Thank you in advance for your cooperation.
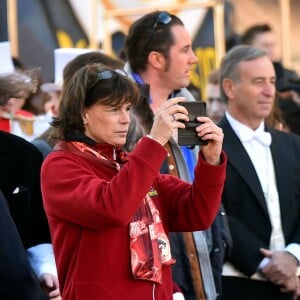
[41,63,226,300]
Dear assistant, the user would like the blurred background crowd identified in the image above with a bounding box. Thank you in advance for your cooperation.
[1,0,299,140]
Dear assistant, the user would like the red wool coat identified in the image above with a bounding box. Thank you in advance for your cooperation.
[41,137,226,300]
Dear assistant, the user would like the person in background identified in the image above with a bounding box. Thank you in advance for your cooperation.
[0,69,38,136]
[0,72,61,300]
[265,97,289,132]
[62,51,125,88]
[275,77,300,135]
[206,69,227,124]
[187,82,202,102]
[40,83,62,122]
[33,80,63,158]
[41,63,226,300]
[0,67,50,141]
[241,23,298,81]
[218,44,300,300]
[124,10,231,299]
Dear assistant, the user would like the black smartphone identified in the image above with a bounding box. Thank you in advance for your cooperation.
[178,101,208,146]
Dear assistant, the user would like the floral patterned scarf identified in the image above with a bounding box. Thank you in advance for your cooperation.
[130,193,175,284]
[71,140,175,283]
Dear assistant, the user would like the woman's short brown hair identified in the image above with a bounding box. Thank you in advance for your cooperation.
[51,63,140,140]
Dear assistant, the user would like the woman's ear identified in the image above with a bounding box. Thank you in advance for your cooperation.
[82,111,88,125]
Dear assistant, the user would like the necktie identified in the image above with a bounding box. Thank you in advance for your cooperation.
[240,130,272,146]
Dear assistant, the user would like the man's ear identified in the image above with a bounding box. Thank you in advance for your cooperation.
[148,51,165,69]
[222,78,235,100]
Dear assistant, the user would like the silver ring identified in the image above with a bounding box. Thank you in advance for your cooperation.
[172,114,176,121]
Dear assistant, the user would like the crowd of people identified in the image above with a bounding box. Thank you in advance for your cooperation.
[1,8,300,300]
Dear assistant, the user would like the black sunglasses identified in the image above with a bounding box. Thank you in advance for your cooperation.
[87,69,127,92]
[147,12,172,46]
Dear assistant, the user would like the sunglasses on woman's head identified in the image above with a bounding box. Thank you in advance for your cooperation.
[87,69,127,93]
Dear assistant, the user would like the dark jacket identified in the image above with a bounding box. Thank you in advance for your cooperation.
[0,189,48,300]
[0,131,51,249]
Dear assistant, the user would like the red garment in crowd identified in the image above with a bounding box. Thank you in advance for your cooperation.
[0,118,10,132]
[0,109,34,133]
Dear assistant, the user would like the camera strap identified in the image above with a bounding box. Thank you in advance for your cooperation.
[164,141,207,300]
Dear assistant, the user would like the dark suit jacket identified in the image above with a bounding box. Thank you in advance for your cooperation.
[0,131,51,249]
[219,116,300,276]
[0,189,48,300]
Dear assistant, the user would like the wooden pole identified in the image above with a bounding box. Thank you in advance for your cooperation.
[102,14,112,55]
[280,0,291,68]
[213,0,225,67]
[7,0,19,57]
[89,0,98,49]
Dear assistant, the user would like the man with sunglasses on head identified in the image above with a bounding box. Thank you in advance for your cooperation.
[124,10,231,300]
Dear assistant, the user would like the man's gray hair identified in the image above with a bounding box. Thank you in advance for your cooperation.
[219,45,268,102]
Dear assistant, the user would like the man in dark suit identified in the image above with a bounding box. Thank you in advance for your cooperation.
[0,189,47,299]
[218,45,300,300]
